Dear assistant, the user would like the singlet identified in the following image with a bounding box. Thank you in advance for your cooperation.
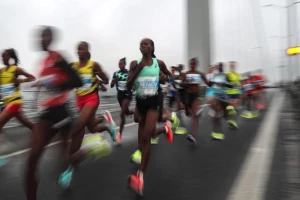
[134,58,160,97]
[72,60,98,96]
[211,72,228,93]
[242,79,255,93]
[0,65,22,106]
[186,73,202,85]
[206,73,214,82]
[227,71,241,94]
[38,51,70,108]
[251,75,264,89]
[174,73,184,90]
[113,69,130,93]
[168,77,176,97]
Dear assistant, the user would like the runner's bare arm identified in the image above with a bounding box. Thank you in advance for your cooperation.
[127,60,145,90]
[94,62,109,84]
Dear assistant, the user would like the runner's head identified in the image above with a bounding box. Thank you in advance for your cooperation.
[217,62,224,72]
[2,48,20,66]
[77,41,90,61]
[41,26,56,51]
[229,61,237,72]
[178,64,184,73]
[119,57,126,70]
[140,38,156,58]
[171,66,176,74]
[189,58,198,71]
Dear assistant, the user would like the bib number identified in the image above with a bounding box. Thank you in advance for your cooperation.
[244,84,253,91]
[117,81,127,91]
[0,84,15,98]
[78,74,92,91]
[136,77,159,96]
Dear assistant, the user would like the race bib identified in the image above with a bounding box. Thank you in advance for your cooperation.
[136,76,159,96]
[212,76,225,83]
[175,80,182,89]
[117,81,127,91]
[186,74,202,84]
[78,74,92,91]
[0,84,15,98]
[253,80,264,86]
[244,84,254,91]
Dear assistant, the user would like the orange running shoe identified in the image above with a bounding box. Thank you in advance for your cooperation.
[255,103,266,109]
[128,171,144,196]
[116,133,121,143]
[164,122,173,144]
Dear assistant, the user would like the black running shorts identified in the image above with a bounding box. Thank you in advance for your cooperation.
[39,103,72,130]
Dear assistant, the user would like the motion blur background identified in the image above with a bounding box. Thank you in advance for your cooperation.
[0,0,299,94]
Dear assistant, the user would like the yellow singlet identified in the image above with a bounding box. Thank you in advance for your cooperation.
[0,65,22,106]
[72,60,99,96]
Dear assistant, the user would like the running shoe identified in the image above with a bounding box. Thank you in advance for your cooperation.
[227,120,238,129]
[104,110,116,127]
[186,134,196,145]
[81,134,112,161]
[130,149,142,164]
[57,166,74,189]
[127,171,144,196]
[116,133,121,144]
[175,127,187,135]
[240,110,253,119]
[106,123,117,141]
[0,157,9,167]
[252,110,260,118]
[255,103,266,109]
[151,138,159,144]
[226,106,237,116]
[164,122,173,144]
[171,112,180,131]
[211,132,225,140]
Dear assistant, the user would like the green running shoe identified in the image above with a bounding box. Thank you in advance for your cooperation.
[82,134,112,161]
[175,127,187,135]
[241,110,253,119]
[211,132,225,140]
[130,149,142,164]
[228,120,238,129]
[171,112,180,131]
[151,138,159,144]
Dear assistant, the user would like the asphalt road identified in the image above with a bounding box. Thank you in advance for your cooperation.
[0,91,284,200]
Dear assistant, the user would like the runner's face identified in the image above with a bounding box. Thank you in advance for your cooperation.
[171,68,176,74]
[41,29,52,51]
[77,43,88,60]
[190,60,196,70]
[119,60,126,70]
[178,65,183,72]
[140,39,152,55]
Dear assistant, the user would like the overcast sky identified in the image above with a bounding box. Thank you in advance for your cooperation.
[0,0,299,82]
